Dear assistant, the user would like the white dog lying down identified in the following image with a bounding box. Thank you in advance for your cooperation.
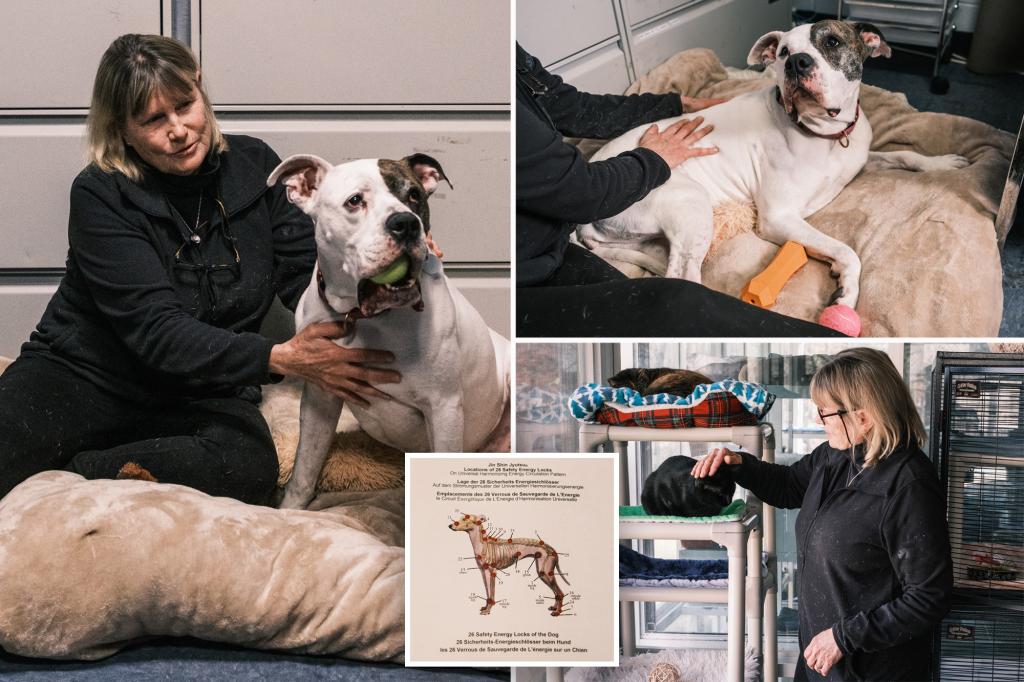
[268,153,509,509]
[578,20,968,311]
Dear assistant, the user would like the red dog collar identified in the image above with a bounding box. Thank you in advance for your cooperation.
[776,87,860,148]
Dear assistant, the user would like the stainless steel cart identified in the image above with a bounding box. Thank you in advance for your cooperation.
[837,0,958,93]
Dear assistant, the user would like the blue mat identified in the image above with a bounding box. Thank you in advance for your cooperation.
[0,638,509,681]
[619,545,728,581]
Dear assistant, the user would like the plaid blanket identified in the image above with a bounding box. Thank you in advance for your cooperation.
[568,379,774,428]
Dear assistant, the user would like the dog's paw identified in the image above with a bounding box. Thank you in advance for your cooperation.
[924,154,970,172]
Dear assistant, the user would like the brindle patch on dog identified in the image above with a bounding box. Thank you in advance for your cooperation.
[377,158,432,232]
[810,20,868,81]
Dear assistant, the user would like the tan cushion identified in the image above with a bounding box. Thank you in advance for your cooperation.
[0,358,404,661]
[0,470,404,661]
[579,49,1014,336]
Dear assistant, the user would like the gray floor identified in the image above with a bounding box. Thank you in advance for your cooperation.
[0,639,510,681]
[858,48,1024,336]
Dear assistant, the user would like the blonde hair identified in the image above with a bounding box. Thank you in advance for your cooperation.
[86,34,227,182]
[810,347,925,467]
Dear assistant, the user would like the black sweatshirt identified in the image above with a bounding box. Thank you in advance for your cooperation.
[734,442,952,681]
[21,135,316,404]
[516,44,683,285]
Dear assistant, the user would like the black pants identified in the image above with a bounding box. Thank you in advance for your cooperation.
[518,244,843,337]
[0,354,279,505]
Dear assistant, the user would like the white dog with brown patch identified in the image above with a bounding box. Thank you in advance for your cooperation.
[269,153,509,510]
[578,20,968,310]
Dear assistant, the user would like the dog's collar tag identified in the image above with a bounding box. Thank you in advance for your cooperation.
[421,252,442,277]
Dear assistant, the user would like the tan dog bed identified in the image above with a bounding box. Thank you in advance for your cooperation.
[0,358,405,661]
[576,49,1013,336]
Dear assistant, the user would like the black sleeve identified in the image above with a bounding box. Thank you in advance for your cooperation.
[262,149,316,311]
[517,99,673,225]
[530,56,683,139]
[732,446,819,510]
[69,176,275,386]
[833,478,953,653]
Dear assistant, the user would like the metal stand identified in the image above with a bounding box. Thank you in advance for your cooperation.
[837,0,957,94]
[547,424,779,682]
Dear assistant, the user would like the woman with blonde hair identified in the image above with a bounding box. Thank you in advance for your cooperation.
[693,347,952,681]
[0,34,400,504]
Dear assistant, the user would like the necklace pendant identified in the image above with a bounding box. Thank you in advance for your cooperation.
[190,234,201,244]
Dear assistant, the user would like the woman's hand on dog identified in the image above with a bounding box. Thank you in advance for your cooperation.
[638,116,718,169]
[269,321,401,406]
[691,447,742,479]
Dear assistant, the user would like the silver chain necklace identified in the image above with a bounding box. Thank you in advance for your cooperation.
[847,463,865,487]
[185,190,203,244]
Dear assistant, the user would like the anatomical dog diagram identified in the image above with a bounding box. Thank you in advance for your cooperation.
[448,513,571,616]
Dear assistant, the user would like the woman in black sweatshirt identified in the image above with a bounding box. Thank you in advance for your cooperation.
[694,348,952,681]
[0,35,399,504]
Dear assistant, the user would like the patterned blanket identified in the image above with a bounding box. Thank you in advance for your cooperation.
[568,380,775,424]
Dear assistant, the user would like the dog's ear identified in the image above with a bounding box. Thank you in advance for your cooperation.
[854,22,891,59]
[267,154,333,215]
[404,153,453,196]
[747,31,784,66]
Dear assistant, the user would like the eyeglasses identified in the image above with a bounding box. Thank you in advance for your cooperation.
[816,407,848,421]
[172,196,240,313]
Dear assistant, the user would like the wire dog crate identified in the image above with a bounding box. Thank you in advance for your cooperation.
[930,352,1024,682]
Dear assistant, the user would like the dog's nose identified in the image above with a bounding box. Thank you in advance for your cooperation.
[386,212,421,242]
[785,53,814,77]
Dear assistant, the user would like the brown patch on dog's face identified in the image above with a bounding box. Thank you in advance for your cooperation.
[810,20,865,81]
[377,158,432,233]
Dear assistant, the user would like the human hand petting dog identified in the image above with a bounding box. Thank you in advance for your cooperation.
[804,628,844,677]
[638,116,719,169]
[691,447,743,478]
[268,320,401,406]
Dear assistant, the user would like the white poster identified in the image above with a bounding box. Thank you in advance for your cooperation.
[407,454,617,667]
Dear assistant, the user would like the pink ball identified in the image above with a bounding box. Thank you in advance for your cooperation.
[818,304,861,337]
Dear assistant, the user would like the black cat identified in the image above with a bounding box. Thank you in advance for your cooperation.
[641,455,736,517]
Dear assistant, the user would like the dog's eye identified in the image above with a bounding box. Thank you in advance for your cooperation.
[779,46,789,58]
[346,193,364,209]
[825,35,840,48]
[407,189,421,205]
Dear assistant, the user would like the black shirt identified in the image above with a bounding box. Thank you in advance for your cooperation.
[515,43,684,285]
[735,442,952,681]
[22,135,316,405]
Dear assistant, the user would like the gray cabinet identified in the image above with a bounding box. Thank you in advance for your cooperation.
[202,0,509,105]
[2,1,160,110]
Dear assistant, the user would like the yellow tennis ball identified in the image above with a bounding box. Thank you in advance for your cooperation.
[370,255,410,284]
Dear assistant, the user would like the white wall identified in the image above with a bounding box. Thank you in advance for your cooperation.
[0,0,511,358]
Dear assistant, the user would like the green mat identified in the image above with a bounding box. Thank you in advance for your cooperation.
[619,499,746,522]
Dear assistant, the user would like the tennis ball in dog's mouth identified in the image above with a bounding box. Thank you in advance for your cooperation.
[370,254,411,285]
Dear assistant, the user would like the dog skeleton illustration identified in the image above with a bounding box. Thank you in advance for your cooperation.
[449,513,570,616]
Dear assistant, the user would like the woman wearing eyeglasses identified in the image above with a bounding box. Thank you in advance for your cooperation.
[0,35,400,505]
[693,347,952,681]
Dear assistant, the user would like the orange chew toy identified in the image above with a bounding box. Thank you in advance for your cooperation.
[741,241,808,308]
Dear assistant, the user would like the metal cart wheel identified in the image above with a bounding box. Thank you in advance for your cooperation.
[930,76,950,95]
